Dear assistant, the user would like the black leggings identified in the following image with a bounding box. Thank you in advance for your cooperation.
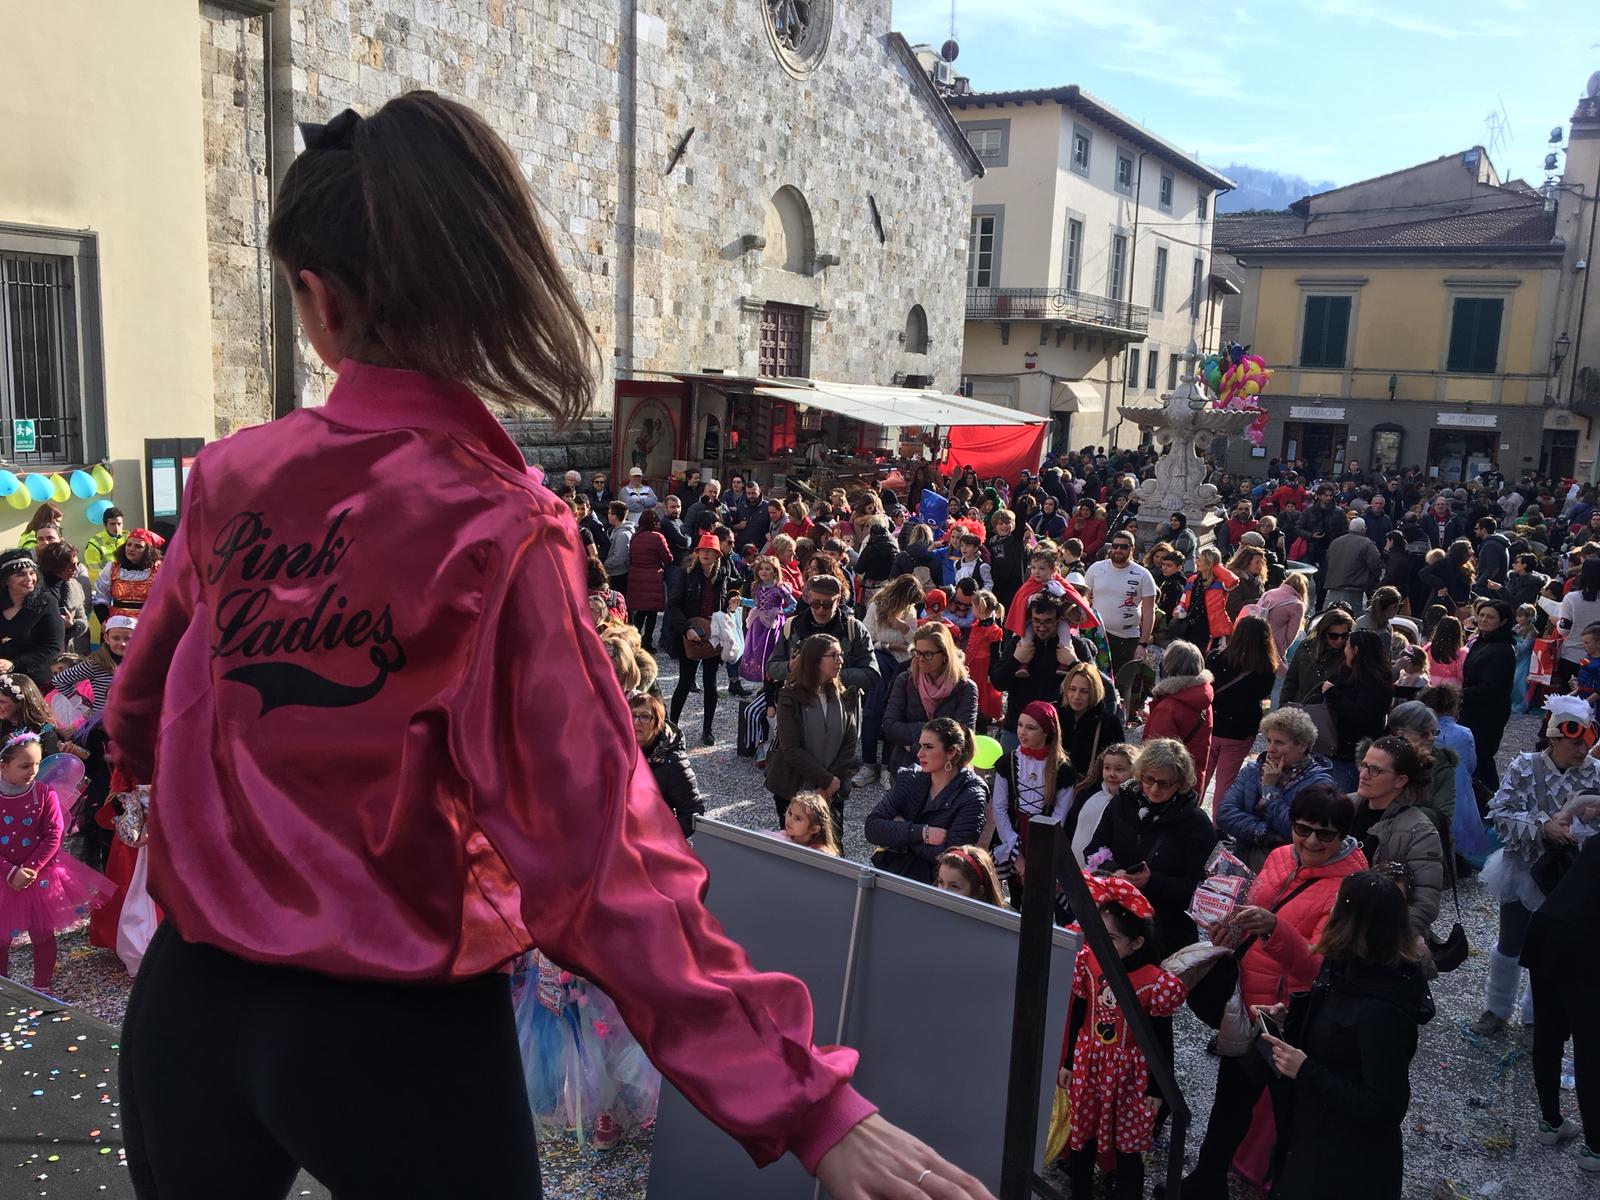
[1188,1048,1272,1191]
[122,924,541,1200]
[670,657,718,732]
[1531,970,1597,1143]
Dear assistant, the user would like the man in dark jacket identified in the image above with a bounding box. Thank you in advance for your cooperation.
[660,494,690,558]
[1298,485,1347,604]
[1422,494,1469,549]
[1362,494,1392,549]
[989,592,1078,739]
[1495,553,1550,610]
[1473,517,1512,593]
[572,493,610,560]
[683,481,728,538]
[729,480,769,548]
[764,574,879,705]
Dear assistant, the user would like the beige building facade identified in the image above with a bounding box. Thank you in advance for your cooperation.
[944,84,1233,453]
[1553,75,1600,480]
[1,1,216,536]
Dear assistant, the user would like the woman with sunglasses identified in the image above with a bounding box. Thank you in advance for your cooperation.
[1182,785,1366,1200]
[1476,702,1600,1036]
[1279,608,1352,708]
[1350,736,1446,960]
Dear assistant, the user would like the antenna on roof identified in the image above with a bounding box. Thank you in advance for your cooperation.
[940,0,959,61]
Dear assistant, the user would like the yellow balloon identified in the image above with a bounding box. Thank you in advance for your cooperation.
[48,474,70,503]
[90,464,114,495]
[1244,381,1260,396]
[5,488,30,510]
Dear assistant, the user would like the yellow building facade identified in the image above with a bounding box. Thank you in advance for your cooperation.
[1,1,217,543]
[1223,208,1564,483]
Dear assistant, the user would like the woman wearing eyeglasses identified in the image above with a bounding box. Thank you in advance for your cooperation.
[765,634,861,841]
[1349,737,1446,960]
[1182,785,1366,1200]
[628,692,705,841]
[1083,738,1217,958]
[880,623,977,776]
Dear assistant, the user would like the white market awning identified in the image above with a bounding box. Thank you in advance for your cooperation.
[752,379,1047,428]
[1052,379,1105,414]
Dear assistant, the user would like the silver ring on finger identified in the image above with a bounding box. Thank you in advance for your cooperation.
[916,1168,932,1186]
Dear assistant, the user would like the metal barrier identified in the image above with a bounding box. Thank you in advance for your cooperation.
[998,814,1192,1200]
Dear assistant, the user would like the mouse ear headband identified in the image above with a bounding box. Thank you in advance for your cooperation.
[298,107,363,153]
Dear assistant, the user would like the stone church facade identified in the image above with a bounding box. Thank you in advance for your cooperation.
[199,0,982,465]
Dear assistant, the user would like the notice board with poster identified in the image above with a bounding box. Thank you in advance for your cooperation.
[143,438,206,542]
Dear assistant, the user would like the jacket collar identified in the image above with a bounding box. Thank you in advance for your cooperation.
[320,360,529,475]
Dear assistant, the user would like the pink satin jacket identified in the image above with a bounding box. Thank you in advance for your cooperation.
[105,361,873,1169]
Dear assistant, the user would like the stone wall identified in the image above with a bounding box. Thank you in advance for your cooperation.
[196,0,977,444]
[199,4,274,437]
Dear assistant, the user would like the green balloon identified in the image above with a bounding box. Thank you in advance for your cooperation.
[971,734,1004,771]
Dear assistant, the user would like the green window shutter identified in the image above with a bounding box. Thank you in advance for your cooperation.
[1448,298,1503,373]
[1299,296,1350,368]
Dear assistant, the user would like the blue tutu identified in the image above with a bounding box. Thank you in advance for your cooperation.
[510,951,660,1147]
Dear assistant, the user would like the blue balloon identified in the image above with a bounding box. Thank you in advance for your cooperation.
[0,473,17,498]
[86,499,113,524]
[69,470,96,500]
[23,474,52,503]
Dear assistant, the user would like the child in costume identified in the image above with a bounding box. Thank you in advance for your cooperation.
[739,555,794,684]
[1059,874,1186,1200]
[511,950,661,1151]
[1510,604,1536,713]
[964,591,1006,733]
[0,731,113,991]
[710,589,747,697]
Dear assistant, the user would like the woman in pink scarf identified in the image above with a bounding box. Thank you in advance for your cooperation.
[881,622,979,777]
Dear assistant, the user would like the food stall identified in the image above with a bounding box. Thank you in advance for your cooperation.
[612,373,1048,497]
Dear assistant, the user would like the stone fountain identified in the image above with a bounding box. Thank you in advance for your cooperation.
[1119,340,1253,553]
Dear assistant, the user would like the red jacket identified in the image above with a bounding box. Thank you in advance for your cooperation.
[1236,841,1368,1007]
[965,620,1006,721]
[1142,674,1214,770]
[1065,514,1107,560]
[1268,485,1306,513]
[106,361,873,1170]
[625,529,673,613]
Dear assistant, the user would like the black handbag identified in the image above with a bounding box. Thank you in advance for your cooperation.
[1425,868,1468,973]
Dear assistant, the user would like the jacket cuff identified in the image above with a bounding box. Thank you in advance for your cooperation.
[789,1085,879,1174]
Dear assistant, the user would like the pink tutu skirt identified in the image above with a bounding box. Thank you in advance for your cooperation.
[1,854,115,940]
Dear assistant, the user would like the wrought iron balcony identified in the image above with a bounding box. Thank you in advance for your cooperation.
[965,287,1150,338]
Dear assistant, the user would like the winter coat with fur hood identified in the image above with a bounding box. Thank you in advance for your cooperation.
[1142,670,1214,773]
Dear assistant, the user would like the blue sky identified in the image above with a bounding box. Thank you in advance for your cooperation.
[894,0,1599,192]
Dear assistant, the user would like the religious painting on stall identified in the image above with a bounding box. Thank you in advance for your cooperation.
[612,382,686,488]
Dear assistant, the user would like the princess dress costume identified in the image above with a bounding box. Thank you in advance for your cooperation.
[1511,625,1533,713]
[511,950,660,1147]
[0,778,114,988]
[739,581,794,684]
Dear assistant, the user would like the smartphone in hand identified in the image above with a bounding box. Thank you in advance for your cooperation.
[1254,1011,1283,1074]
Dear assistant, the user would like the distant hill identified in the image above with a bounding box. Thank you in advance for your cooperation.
[1216,164,1338,213]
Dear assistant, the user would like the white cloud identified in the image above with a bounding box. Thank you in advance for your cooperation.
[1306,0,1461,37]
[1101,63,1264,103]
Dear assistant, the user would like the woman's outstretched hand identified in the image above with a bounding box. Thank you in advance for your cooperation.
[815,1114,996,1199]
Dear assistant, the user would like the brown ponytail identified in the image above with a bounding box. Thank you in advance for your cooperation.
[267,91,596,422]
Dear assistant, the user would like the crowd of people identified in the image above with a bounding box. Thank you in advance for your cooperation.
[547,447,1600,1192]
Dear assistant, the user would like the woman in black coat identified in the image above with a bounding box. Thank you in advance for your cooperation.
[1458,599,1516,793]
[1418,538,1475,611]
[1380,530,1414,603]
[665,536,732,744]
[1259,871,1434,1200]
[1316,627,1393,794]
[865,717,987,885]
[0,550,65,692]
[628,691,705,839]
[1084,736,1218,954]
[1056,662,1126,778]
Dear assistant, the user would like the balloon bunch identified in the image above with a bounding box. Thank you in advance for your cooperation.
[0,464,114,511]
[1215,342,1273,446]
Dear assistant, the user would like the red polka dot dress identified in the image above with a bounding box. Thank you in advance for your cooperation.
[1065,946,1187,1154]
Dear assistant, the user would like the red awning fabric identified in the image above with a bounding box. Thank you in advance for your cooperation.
[939,423,1048,486]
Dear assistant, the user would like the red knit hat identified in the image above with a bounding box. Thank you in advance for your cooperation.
[1020,700,1059,741]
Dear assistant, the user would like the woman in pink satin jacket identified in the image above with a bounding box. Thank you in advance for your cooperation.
[105,93,988,1200]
